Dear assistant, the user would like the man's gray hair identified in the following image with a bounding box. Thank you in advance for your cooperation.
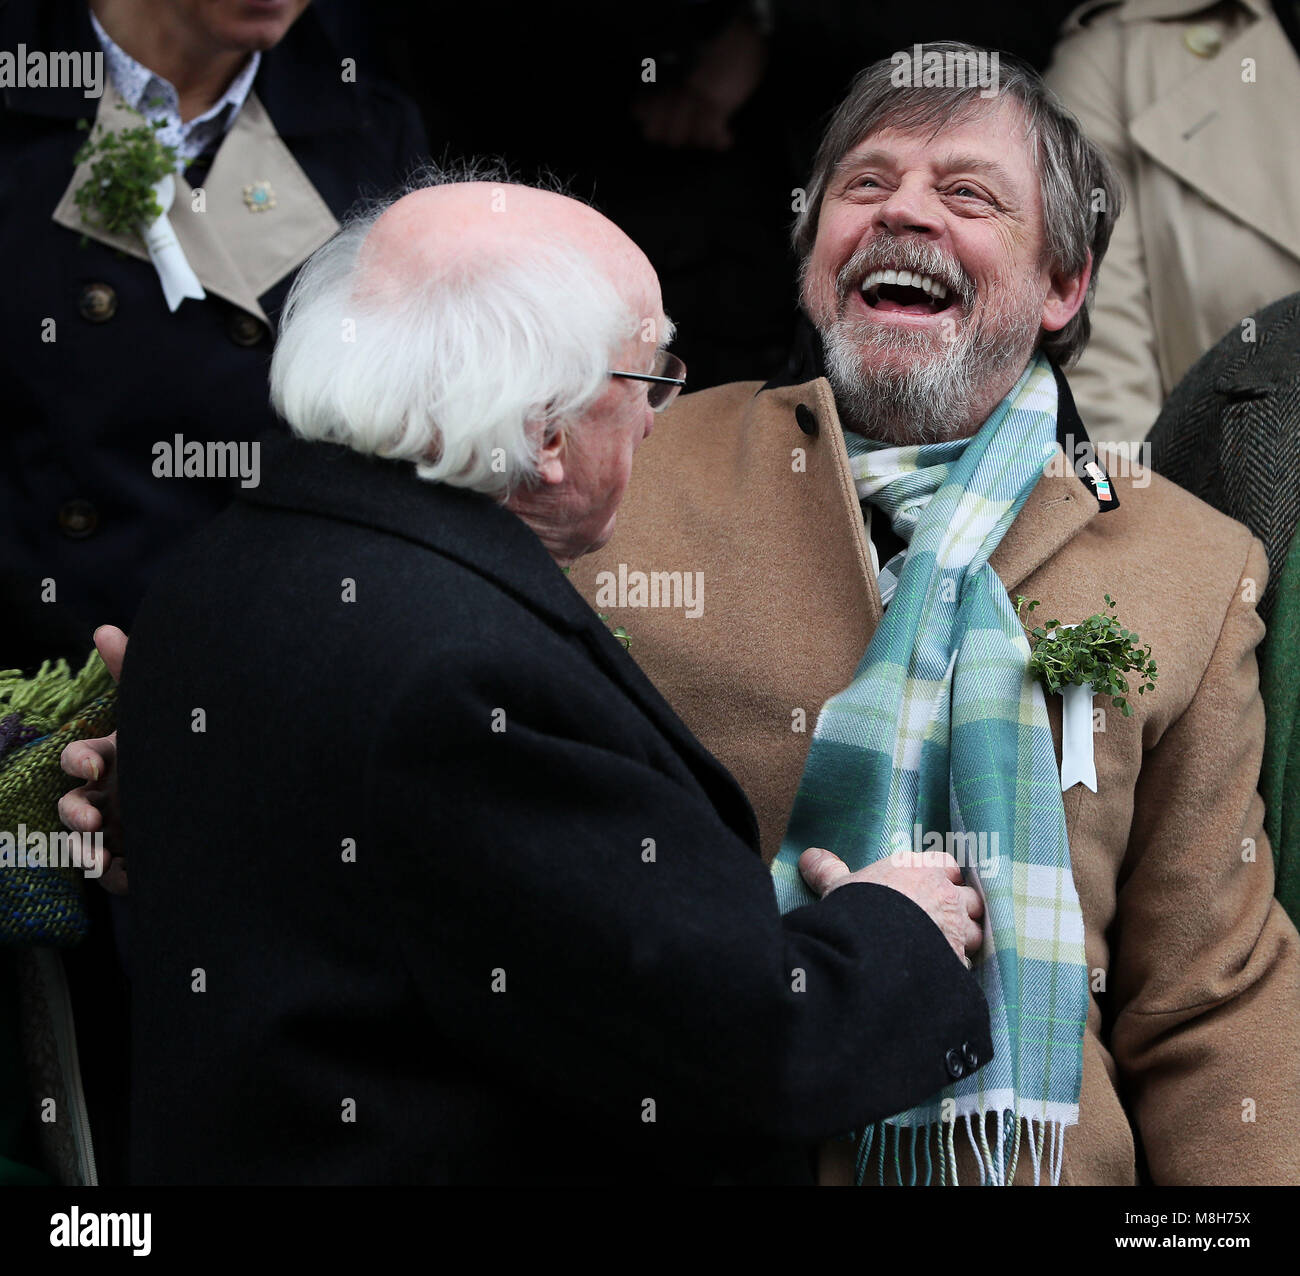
[270,162,637,496]
[791,42,1122,367]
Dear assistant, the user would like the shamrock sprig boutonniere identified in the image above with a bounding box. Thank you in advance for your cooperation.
[560,568,630,651]
[1015,593,1157,717]
[71,103,205,312]
[73,103,177,240]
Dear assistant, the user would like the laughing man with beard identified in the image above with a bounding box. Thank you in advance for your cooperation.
[570,43,1300,1185]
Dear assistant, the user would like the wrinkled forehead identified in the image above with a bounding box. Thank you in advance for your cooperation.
[833,94,1037,180]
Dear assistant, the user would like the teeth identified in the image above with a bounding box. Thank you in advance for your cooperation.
[860,269,951,299]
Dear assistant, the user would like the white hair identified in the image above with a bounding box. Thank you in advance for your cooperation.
[269,167,637,496]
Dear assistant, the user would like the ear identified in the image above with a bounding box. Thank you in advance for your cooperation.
[1041,250,1092,334]
[535,423,566,485]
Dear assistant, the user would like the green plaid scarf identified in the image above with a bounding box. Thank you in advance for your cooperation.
[772,354,1087,1185]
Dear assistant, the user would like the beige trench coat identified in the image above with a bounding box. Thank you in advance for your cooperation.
[1047,0,1300,446]
[568,371,1300,1184]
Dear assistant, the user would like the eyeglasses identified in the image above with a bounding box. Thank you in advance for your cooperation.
[609,350,687,412]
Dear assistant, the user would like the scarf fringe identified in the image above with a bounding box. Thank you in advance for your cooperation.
[851,1113,1068,1185]
[0,649,113,734]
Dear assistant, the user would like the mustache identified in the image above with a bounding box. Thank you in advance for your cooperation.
[835,238,977,310]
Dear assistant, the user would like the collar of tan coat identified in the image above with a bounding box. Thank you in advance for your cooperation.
[50,77,339,325]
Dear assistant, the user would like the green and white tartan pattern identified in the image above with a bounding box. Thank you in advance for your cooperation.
[772,355,1087,1184]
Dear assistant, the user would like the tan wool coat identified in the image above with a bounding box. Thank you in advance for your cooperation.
[568,371,1300,1185]
[1047,0,1300,446]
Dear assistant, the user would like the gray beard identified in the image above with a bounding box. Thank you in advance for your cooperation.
[822,323,977,445]
[815,269,1045,446]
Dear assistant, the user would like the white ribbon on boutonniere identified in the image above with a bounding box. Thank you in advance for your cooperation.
[143,174,205,312]
[1059,682,1098,793]
[1045,627,1097,793]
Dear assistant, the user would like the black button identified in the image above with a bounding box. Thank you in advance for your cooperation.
[78,282,116,323]
[962,1041,980,1071]
[57,498,98,538]
[227,311,266,347]
[945,1048,965,1080]
[795,403,818,436]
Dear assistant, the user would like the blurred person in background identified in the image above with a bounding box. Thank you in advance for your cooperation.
[1047,0,1300,447]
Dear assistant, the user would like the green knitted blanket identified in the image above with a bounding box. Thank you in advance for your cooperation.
[0,651,117,947]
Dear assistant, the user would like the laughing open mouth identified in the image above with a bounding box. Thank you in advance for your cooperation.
[860,269,956,316]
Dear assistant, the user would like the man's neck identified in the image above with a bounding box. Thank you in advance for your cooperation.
[89,0,251,122]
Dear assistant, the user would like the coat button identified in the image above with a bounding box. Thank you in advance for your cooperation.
[227,311,267,347]
[78,282,117,323]
[1183,25,1221,57]
[57,498,99,538]
[945,1048,965,1080]
[795,403,818,436]
[962,1041,980,1071]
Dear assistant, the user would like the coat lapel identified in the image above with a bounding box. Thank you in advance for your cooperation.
[51,81,339,323]
[1128,8,1300,265]
[748,376,884,630]
[986,463,1099,592]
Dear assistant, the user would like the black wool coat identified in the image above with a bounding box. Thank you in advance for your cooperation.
[119,434,991,1184]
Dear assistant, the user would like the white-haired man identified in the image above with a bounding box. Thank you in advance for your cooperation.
[105,175,992,1184]
[570,44,1300,1186]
